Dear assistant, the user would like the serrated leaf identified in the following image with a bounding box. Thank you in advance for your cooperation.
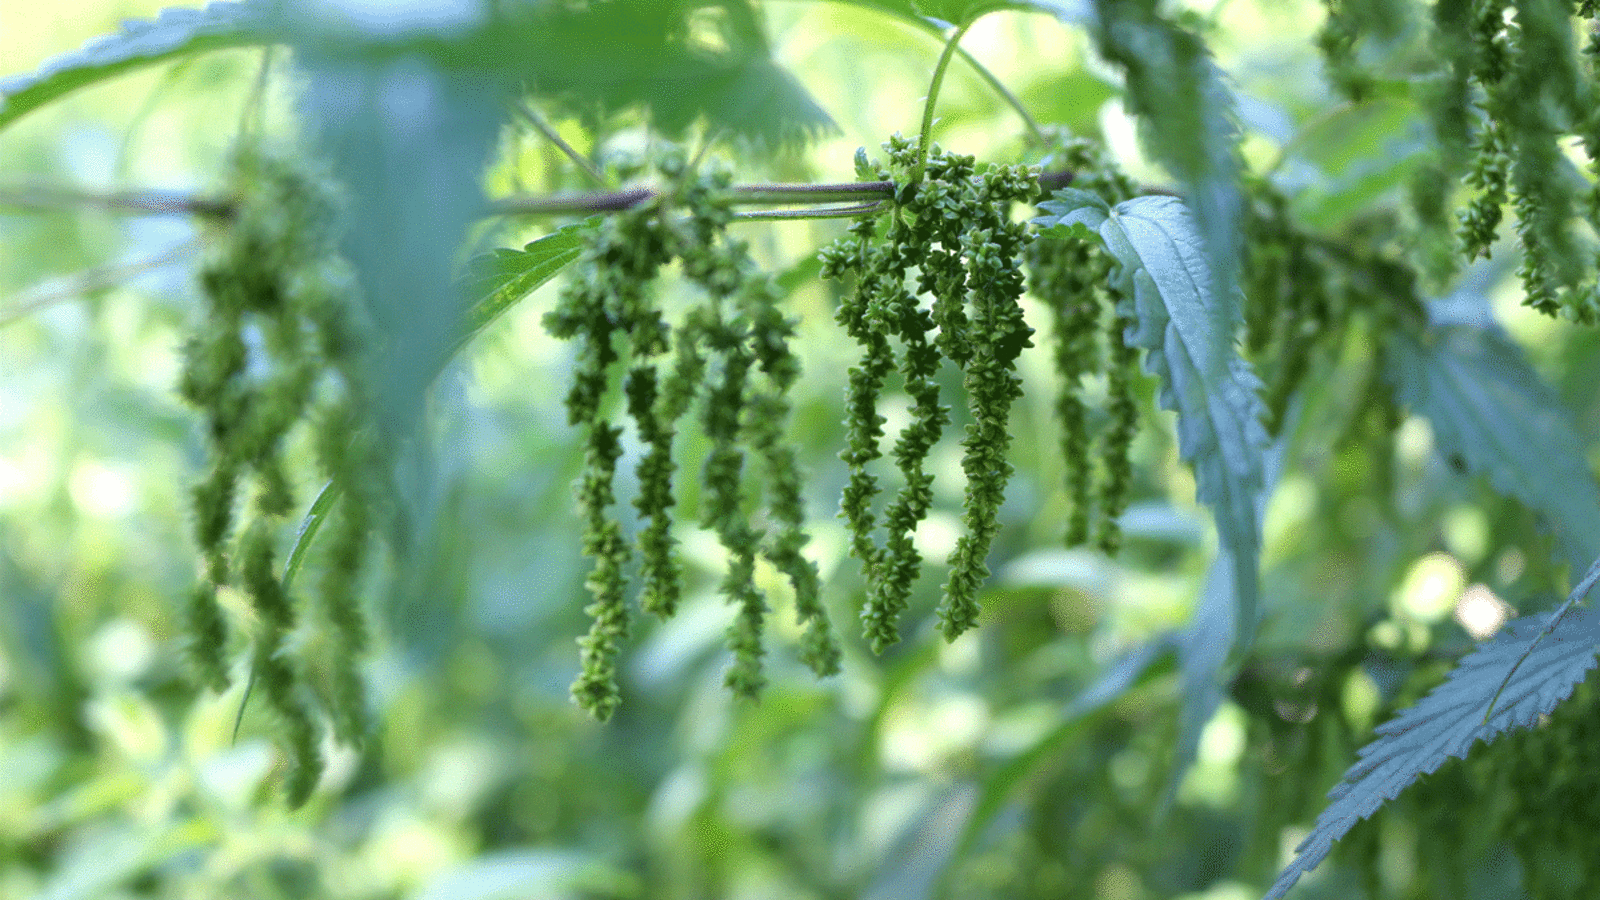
[1034,188,1110,235]
[450,220,595,362]
[1042,193,1267,650]
[1385,318,1600,572]
[231,479,341,743]
[496,0,836,148]
[1088,2,1243,346]
[1263,596,1600,900]
[1037,193,1266,797]
[0,2,268,132]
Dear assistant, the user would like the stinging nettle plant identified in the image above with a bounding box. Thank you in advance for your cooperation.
[7,0,1600,895]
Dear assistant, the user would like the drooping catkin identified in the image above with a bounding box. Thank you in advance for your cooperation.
[180,144,382,803]
[819,135,1040,648]
[547,150,840,713]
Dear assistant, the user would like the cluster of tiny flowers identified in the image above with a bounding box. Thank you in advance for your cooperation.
[1454,0,1599,319]
[179,146,385,805]
[1241,177,1345,433]
[546,150,839,720]
[1317,0,1600,322]
[818,134,1040,650]
[1023,136,1143,555]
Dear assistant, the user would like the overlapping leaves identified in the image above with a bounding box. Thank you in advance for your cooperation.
[0,0,835,145]
[1035,190,1268,651]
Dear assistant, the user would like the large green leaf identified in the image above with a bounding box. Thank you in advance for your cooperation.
[0,2,269,132]
[1385,313,1600,573]
[1264,565,1600,900]
[291,54,503,437]
[2,1,834,147]
[1036,192,1269,650]
[1088,2,1243,340]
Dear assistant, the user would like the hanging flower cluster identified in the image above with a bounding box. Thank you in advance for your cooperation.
[1322,0,1600,320]
[546,149,840,720]
[818,134,1039,650]
[179,145,388,804]
[1022,136,1142,554]
[550,134,1132,712]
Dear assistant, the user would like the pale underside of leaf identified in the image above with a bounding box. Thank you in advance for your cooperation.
[1093,196,1267,652]
[1263,603,1600,900]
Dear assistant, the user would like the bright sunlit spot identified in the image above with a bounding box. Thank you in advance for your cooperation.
[1455,583,1512,640]
[1394,552,1465,624]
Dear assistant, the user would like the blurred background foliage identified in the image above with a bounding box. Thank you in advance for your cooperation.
[3,2,1600,899]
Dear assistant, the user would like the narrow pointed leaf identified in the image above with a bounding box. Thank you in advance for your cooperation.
[450,219,596,361]
[231,479,340,744]
[1264,600,1600,900]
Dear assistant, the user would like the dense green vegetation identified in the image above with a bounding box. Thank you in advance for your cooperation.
[6,2,1600,898]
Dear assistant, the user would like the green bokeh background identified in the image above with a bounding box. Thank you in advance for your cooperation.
[4,3,1600,899]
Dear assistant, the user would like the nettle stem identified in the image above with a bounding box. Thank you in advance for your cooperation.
[911,18,977,187]
[1,173,1076,223]
[490,180,900,216]
[0,182,235,218]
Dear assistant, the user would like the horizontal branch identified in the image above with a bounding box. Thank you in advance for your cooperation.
[488,170,1077,217]
[2,239,199,326]
[0,181,235,218]
[0,170,1080,223]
